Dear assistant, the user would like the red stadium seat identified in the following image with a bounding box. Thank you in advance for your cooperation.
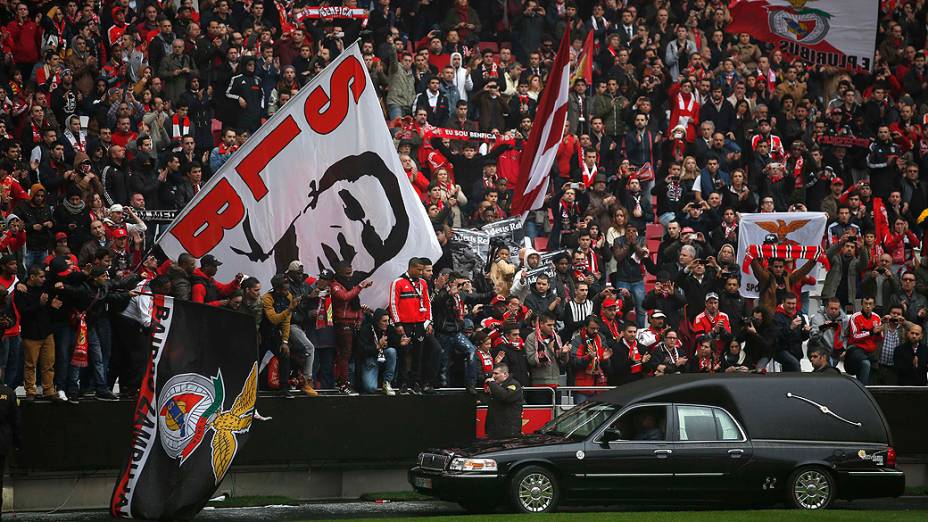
[479,41,499,53]
[533,237,548,252]
[646,223,664,240]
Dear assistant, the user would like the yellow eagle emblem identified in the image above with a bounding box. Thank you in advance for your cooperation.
[208,362,258,484]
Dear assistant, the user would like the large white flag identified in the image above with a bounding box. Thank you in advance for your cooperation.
[727,0,878,71]
[736,212,827,298]
[157,43,441,307]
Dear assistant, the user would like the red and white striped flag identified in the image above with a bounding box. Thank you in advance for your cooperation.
[510,27,572,218]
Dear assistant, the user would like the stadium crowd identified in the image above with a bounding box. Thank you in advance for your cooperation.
[0,0,927,403]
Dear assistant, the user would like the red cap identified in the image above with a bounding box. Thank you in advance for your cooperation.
[112,228,128,238]
[831,177,844,186]
[490,294,507,305]
[602,297,619,308]
[54,232,68,241]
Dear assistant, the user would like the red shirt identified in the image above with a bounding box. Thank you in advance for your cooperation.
[389,274,431,324]
[849,311,882,353]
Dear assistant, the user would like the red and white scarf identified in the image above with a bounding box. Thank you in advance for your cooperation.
[741,244,829,273]
[218,142,239,155]
[315,295,333,328]
[623,338,643,374]
[172,114,190,143]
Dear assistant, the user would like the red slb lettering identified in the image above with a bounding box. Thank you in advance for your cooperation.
[304,55,366,134]
[171,179,245,257]
[235,115,302,201]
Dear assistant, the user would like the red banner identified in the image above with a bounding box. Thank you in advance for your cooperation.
[425,126,515,145]
[816,134,870,148]
[294,7,369,22]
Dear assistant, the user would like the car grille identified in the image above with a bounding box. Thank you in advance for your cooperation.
[419,453,450,471]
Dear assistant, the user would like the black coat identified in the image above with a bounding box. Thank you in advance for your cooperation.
[14,285,53,340]
[102,160,131,206]
[53,204,92,254]
[15,201,54,251]
[493,342,530,388]
[485,376,524,439]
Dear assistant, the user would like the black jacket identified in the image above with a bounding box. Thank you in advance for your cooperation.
[14,285,53,340]
[774,309,810,360]
[60,277,139,325]
[485,376,524,439]
[894,341,928,386]
[53,204,92,254]
[15,201,54,251]
[102,160,131,206]
[493,342,530,388]
[355,311,402,361]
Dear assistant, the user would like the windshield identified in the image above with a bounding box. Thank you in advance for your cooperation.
[539,402,619,439]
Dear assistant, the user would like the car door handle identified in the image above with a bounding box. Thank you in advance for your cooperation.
[728,449,744,458]
[653,449,672,459]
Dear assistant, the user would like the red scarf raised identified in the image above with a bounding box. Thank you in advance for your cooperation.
[742,244,829,273]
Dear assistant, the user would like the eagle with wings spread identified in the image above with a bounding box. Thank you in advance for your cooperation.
[755,219,811,245]
[208,362,257,484]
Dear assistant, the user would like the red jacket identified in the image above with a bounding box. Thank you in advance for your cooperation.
[389,273,431,324]
[329,279,363,325]
[691,310,731,353]
[849,311,882,353]
[5,19,40,64]
[190,268,239,306]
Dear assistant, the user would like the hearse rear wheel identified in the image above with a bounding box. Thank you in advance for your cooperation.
[787,466,835,510]
[509,465,560,513]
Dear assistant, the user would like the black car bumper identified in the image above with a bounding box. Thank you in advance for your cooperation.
[837,468,906,499]
[408,466,505,503]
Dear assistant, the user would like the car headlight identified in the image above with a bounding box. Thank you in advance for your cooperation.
[449,458,498,472]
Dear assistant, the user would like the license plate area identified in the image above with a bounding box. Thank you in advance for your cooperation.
[414,477,433,489]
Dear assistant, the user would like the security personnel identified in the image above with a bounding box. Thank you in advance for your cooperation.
[0,380,21,511]
[485,363,524,439]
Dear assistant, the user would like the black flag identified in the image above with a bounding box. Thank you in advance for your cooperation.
[111,296,259,519]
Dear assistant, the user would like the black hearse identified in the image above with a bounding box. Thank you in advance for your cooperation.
[409,374,904,513]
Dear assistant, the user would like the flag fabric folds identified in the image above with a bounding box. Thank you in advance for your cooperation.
[111,297,259,519]
[726,0,878,71]
[510,27,573,217]
[155,42,441,308]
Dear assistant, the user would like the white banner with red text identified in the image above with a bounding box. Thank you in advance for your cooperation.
[157,43,441,307]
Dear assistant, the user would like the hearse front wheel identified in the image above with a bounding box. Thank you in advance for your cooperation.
[509,465,560,513]
[787,466,835,510]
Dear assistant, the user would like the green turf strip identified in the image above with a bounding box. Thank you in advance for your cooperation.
[339,510,928,522]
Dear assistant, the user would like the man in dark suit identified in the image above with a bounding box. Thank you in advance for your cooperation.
[485,363,524,439]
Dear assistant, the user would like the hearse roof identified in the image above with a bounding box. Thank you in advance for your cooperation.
[596,373,889,443]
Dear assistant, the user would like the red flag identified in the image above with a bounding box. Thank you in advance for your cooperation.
[873,197,890,243]
[511,27,572,216]
[571,30,594,85]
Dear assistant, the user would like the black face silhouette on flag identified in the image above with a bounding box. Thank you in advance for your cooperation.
[231,152,410,281]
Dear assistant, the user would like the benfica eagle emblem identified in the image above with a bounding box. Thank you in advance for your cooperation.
[755,218,812,245]
[767,0,831,45]
[158,363,258,484]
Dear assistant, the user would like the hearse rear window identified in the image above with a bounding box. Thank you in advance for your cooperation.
[677,406,741,441]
